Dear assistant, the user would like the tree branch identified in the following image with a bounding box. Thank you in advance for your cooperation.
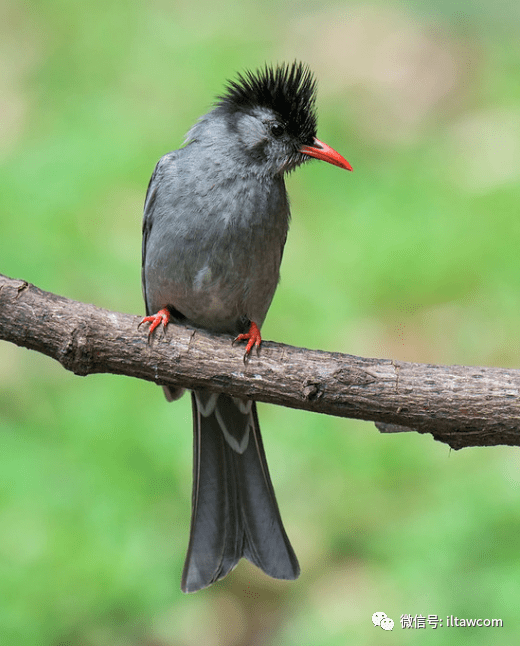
[1,273,519,449]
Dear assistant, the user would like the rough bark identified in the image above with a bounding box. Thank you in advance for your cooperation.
[1,273,519,449]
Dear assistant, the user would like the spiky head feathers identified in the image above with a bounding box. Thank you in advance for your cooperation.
[216,62,318,144]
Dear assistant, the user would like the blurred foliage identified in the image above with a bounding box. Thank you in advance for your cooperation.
[2,0,520,644]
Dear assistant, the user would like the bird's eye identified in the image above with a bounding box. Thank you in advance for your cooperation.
[270,123,285,138]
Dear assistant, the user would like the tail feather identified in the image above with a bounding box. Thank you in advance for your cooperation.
[181,392,299,593]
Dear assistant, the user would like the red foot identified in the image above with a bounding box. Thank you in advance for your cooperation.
[139,307,170,335]
[234,321,262,359]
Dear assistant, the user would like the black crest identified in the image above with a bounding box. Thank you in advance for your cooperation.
[217,61,318,143]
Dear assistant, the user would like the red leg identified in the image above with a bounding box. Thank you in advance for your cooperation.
[139,307,170,335]
[234,321,262,359]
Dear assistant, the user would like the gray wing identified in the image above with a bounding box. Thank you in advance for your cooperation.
[141,151,178,315]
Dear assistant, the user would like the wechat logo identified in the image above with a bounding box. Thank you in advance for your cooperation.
[372,612,394,631]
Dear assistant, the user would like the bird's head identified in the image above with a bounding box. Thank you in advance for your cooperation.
[213,62,352,176]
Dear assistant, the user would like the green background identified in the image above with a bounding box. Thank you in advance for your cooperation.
[2,0,520,644]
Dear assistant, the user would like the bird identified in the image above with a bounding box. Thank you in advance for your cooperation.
[140,61,352,593]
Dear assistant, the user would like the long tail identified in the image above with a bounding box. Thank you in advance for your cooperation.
[181,391,300,593]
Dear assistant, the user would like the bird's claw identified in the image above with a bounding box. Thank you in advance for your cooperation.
[139,307,170,337]
[233,321,262,363]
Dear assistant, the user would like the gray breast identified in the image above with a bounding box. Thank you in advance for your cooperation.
[142,146,290,334]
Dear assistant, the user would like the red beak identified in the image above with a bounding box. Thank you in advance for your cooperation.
[300,138,353,171]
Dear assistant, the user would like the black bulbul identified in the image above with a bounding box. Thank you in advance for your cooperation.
[141,62,352,592]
